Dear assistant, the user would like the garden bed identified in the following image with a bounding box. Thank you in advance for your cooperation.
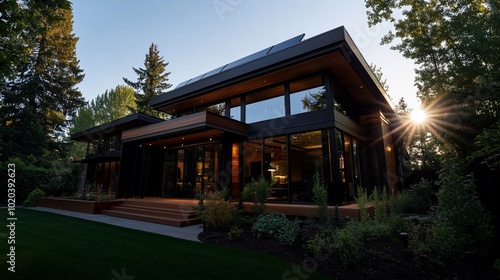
[198,226,497,280]
[37,197,122,214]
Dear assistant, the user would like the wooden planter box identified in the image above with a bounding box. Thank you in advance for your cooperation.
[37,197,122,214]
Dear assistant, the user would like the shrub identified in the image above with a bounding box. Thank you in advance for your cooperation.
[333,226,362,267]
[355,186,369,221]
[23,188,46,207]
[277,218,302,245]
[199,189,235,229]
[0,157,82,204]
[405,178,434,213]
[430,158,493,259]
[304,234,334,257]
[389,190,413,215]
[331,205,343,229]
[252,212,289,238]
[312,172,329,228]
[227,225,244,241]
[241,177,271,216]
[373,187,387,223]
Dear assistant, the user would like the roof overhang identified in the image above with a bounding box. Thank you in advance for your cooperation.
[71,113,163,142]
[72,153,120,163]
[150,26,396,117]
[121,111,248,146]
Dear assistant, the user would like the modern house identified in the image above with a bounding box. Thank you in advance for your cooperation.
[73,26,402,206]
[71,113,163,192]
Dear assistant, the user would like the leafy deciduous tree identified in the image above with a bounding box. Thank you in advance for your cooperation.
[365,0,500,164]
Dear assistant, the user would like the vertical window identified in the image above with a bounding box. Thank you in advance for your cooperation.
[230,98,241,121]
[265,136,288,202]
[243,140,263,183]
[343,134,355,201]
[352,138,362,191]
[289,130,330,203]
[162,150,176,196]
[245,86,284,123]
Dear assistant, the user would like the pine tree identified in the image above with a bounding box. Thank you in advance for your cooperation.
[0,1,84,161]
[123,43,172,119]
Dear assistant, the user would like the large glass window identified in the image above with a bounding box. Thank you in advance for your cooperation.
[336,130,362,202]
[290,86,326,115]
[290,76,326,115]
[265,136,288,202]
[245,86,284,123]
[243,140,263,183]
[289,130,330,203]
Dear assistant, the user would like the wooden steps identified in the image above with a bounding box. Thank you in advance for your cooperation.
[100,199,201,227]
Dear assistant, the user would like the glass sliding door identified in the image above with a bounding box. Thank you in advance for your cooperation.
[289,130,330,203]
[162,143,221,198]
[162,149,177,196]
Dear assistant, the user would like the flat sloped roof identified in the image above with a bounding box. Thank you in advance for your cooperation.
[150,26,395,116]
[71,113,164,142]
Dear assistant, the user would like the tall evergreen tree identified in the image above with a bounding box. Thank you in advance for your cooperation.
[123,43,172,119]
[0,1,84,161]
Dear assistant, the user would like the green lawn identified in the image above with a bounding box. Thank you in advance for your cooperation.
[0,209,329,280]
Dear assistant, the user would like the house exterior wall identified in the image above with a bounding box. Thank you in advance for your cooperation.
[73,27,403,205]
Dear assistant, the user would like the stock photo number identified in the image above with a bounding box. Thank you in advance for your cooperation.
[7,163,17,273]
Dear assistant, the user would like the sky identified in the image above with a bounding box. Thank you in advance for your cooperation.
[71,0,421,109]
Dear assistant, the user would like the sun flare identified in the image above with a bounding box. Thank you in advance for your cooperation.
[410,108,427,124]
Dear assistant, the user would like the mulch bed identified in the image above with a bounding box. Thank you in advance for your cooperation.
[199,227,498,279]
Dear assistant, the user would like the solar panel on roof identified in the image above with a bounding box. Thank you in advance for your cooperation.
[174,34,304,89]
[223,46,273,71]
[175,78,192,89]
[185,73,206,85]
[267,34,305,54]
[202,65,227,79]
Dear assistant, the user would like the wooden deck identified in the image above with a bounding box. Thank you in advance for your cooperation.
[38,197,369,227]
[118,198,369,220]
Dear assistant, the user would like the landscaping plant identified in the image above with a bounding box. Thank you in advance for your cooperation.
[430,157,493,259]
[312,171,329,228]
[23,188,46,207]
[241,177,271,216]
[199,188,235,229]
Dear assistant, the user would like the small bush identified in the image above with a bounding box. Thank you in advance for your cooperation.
[23,188,46,207]
[331,205,343,229]
[252,212,290,238]
[227,225,244,241]
[373,187,388,223]
[242,177,271,216]
[389,191,413,215]
[312,172,329,228]
[407,179,434,213]
[200,189,235,229]
[355,186,369,221]
[277,218,302,245]
[304,234,334,257]
[333,227,362,267]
